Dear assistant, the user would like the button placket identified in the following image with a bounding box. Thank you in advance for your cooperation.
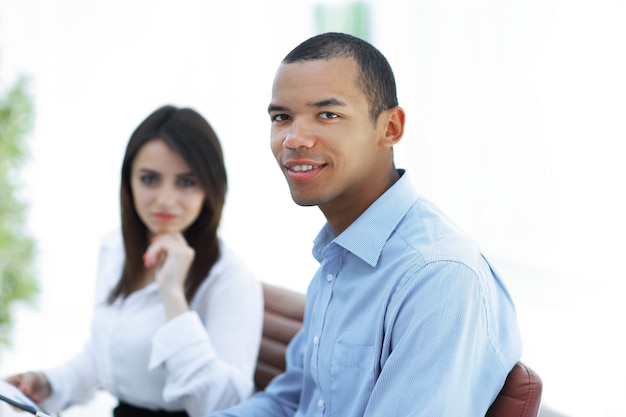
[311,244,341,413]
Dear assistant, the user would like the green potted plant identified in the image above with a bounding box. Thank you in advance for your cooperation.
[0,75,38,352]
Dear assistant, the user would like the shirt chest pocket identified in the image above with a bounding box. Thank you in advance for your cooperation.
[329,340,378,416]
[332,341,376,369]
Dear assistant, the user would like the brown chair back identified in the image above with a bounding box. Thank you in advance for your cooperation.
[254,283,542,417]
[254,283,305,390]
[485,361,543,417]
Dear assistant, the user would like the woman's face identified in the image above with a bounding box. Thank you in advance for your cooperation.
[131,139,205,235]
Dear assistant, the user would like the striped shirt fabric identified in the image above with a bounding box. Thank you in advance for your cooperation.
[211,170,522,417]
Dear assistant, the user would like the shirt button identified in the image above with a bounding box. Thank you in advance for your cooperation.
[313,336,319,345]
[317,399,325,408]
[326,273,334,282]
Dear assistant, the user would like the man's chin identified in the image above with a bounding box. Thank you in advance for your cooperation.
[290,194,318,207]
[294,201,317,207]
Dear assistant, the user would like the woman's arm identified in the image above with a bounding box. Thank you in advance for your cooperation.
[149,244,264,417]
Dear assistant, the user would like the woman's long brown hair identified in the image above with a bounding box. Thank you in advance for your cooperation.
[107,105,227,304]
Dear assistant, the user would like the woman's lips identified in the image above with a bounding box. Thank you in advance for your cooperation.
[154,213,177,221]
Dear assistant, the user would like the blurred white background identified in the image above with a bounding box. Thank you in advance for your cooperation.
[0,1,624,416]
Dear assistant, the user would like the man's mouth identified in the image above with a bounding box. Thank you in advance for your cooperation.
[290,165,316,172]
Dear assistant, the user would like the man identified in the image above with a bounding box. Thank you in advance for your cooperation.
[211,32,522,417]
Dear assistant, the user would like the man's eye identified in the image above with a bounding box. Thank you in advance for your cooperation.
[272,114,290,122]
[319,112,338,119]
[140,175,159,185]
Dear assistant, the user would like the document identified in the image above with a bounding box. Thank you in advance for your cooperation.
[0,379,52,416]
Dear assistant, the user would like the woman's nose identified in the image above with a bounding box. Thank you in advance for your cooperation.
[156,184,175,206]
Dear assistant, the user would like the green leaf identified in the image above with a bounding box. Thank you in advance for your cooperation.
[0,74,39,349]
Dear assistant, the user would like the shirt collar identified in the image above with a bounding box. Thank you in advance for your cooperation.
[313,170,419,267]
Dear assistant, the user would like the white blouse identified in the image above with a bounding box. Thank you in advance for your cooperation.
[40,229,263,417]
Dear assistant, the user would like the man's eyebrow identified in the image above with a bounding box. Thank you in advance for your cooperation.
[311,98,346,108]
[267,98,346,113]
[267,103,286,113]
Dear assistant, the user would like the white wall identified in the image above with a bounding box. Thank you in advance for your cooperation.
[0,1,624,416]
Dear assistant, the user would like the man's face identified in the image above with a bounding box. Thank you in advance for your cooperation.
[268,57,392,220]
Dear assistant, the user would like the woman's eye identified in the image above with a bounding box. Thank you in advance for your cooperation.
[178,177,197,187]
[140,174,159,185]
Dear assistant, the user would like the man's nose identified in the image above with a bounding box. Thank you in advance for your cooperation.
[283,119,315,149]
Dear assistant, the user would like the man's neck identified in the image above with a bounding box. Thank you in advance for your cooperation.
[322,168,401,236]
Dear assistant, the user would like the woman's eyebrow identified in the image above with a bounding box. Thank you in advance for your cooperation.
[137,167,159,173]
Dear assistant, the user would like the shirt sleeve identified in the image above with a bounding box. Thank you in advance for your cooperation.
[38,232,118,413]
[208,327,305,417]
[363,260,521,416]
[39,340,99,413]
[149,256,264,417]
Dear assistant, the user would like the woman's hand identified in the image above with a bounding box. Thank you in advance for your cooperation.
[144,232,194,320]
[5,371,51,404]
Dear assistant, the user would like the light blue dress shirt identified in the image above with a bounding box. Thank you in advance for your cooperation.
[211,170,522,417]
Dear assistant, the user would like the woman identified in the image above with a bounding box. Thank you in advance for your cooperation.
[6,105,264,417]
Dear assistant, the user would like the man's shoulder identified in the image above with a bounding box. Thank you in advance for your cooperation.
[392,197,483,267]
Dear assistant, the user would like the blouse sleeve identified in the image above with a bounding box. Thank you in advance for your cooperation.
[148,246,264,417]
[39,340,99,413]
[39,229,123,413]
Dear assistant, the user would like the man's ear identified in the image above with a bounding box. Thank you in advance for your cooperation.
[380,106,405,148]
